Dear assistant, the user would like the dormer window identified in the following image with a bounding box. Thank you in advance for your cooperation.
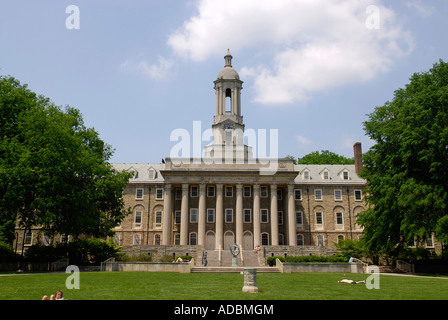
[303,170,310,180]
[148,168,157,180]
[343,171,349,180]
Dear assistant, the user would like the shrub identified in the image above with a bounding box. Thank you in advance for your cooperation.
[0,240,20,262]
[24,238,122,264]
[267,255,347,266]
[118,253,152,262]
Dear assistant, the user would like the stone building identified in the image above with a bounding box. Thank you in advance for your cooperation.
[111,50,367,252]
[13,51,443,261]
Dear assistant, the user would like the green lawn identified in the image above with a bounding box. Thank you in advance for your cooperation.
[1,272,448,300]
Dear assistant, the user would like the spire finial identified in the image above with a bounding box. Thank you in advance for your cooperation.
[224,49,232,67]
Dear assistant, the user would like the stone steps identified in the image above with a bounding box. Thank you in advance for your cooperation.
[191,266,280,273]
[202,250,261,267]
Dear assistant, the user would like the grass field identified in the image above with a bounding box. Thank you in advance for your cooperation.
[1,272,448,300]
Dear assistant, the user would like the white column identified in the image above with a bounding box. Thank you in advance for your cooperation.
[198,184,206,246]
[288,184,297,246]
[162,184,172,245]
[180,184,189,245]
[236,184,243,247]
[270,184,279,246]
[253,184,261,248]
[215,184,224,250]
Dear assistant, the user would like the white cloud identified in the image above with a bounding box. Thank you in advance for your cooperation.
[295,135,314,148]
[167,0,414,106]
[120,56,176,80]
[406,0,435,18]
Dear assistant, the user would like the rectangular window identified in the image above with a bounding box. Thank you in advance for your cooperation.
[190,208,198,223]
[316,212,323,225]
[191,186,198,197]
[225,209,233,223]
[261,209,269,223]
[296,211,303,225]
[336,212,343,225]
[260,186,268,198]
[294,189,302,200]
[343,171,349,180]
[207,186,215,197]
[244,209,251,223]
[135,211,142,225]
[225,186,233,197]
[243,186,251,197]
[323,171,329,180]
[156,188,163,200]
[207,208,215,223]
[174,234,180,245]
[426,236,434,248]
[175,211,181,224]
[354,190,362,201]
[175,189,182,200]
[278,211,283,225]
[315,189,322,201]
[334,189,342,201]
[155,211,162,228]
[24,230,33,246]
[136,188,144,199]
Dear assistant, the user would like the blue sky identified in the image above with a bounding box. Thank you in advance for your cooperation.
[1,0,447,164]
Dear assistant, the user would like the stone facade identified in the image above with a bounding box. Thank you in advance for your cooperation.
[111,51,368,253]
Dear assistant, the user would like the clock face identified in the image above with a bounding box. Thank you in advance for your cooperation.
[223,122,233,129]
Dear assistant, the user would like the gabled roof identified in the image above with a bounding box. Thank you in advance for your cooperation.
[294,165,366,185]
[112,163,165,183]
[111,163,366,185]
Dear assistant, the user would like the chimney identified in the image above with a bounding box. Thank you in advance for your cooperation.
[353,142,362,175]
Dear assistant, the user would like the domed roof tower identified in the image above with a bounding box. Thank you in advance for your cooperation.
[204,50,253,162]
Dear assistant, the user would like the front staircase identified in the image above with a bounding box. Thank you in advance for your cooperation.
[191,250,280,273]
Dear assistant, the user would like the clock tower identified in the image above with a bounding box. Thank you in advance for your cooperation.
[204,50,253,162]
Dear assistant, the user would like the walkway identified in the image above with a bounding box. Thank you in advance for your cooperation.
[192,249,281,273]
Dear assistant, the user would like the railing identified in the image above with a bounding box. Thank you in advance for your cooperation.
[100,257,116,271]
[50,258,69,272]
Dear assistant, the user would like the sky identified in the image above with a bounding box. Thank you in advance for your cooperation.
[1,0,447,164]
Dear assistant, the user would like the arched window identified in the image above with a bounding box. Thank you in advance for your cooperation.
[154,234,161,245]
[261,232,269,246]
[189,232,197,245]
[225,88,232,114]
[317,235,324,246]
[297,234,304,246]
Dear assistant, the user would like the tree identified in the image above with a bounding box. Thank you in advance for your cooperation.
[296,150,355,165]
[358,60,448,258]
[0,75,133,244]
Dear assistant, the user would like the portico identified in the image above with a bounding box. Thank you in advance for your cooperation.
[160,158,299,250]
